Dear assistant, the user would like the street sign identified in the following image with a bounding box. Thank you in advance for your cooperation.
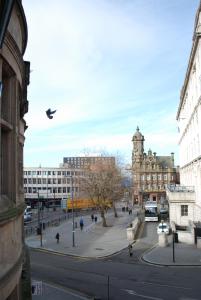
[31,281,43,295]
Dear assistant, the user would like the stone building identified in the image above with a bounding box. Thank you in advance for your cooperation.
[0,1,31,299]
[166,2,201,235]
[131,127,179,207]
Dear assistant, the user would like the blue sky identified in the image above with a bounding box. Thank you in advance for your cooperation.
[23,0,199,167]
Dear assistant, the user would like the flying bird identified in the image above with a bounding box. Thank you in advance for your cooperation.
[46,108,56,119]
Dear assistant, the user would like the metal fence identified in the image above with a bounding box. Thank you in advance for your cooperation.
[166,184,194,193]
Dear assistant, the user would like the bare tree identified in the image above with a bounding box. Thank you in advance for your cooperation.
[80,158,123,227]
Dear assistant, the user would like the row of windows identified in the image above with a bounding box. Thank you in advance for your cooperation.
[24,186,79,194]
[140,174,173,180]
[24,170,83,176]
[24,178,80,185]
[141,184,166,191]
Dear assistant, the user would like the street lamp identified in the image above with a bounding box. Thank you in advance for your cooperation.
[71,175,75,247]
[37,191,43,247]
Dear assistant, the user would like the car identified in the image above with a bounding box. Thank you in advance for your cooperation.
[157,222,170,234]
[24,206,32,216]
[24,212,32,223]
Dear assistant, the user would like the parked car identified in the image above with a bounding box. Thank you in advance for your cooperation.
[24,213,32,223]
[157,222,170,234]
[24,206,32,223]
[24,205,32,215]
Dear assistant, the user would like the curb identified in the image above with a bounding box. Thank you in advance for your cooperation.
[29,243,132,260]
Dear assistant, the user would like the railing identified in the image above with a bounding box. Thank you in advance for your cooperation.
[166,184,195,193]
[24,214,68,237]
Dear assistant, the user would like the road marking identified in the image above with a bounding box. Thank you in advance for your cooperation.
[140,281,191,290]
[123,289,163,300]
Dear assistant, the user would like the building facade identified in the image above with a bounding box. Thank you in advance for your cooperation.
[0,1,31,299]
[167,2,201,230]
[24,166,81,208]
[63,156,115,169]
[132,127,179,207]
[24,157,115,207]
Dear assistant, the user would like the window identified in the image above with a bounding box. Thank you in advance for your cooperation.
[181,205,188,216]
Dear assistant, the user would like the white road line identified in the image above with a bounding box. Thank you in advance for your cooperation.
[123,289,163,300]
[140,281,191,290]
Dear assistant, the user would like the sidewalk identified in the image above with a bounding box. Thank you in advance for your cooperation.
[26,209,201,264]
[142,241,201,266]
[26,210,135,258]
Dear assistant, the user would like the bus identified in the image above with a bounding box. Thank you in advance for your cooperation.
[144,201,158,222]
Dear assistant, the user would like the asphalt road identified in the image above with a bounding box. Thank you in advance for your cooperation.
[30,223,201,300]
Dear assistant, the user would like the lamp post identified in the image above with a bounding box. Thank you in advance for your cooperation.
[71,175,75,247]
[172,231,175,263]
[161,220,164,232]
[37,191,43,247]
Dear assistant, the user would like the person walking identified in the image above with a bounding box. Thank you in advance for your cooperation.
[128,243,133,256]
[94,216,97,223]
[80,217,84,230]
[91,214,94,222]
[55,232,60,243]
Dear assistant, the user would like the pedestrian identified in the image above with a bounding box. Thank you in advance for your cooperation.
[128,244,133,256]
[55,232,60,243]
[91,214,94,222]
[94,216,97,223]
[80,217,84,230]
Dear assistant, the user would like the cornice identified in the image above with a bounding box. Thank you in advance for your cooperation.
[0,202,26,225]
[15,0,28,55]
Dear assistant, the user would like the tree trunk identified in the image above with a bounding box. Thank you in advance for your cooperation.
[101,209,107,227]
[113,203,118,218]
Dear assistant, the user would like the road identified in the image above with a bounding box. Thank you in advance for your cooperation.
[30,222,201,300]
